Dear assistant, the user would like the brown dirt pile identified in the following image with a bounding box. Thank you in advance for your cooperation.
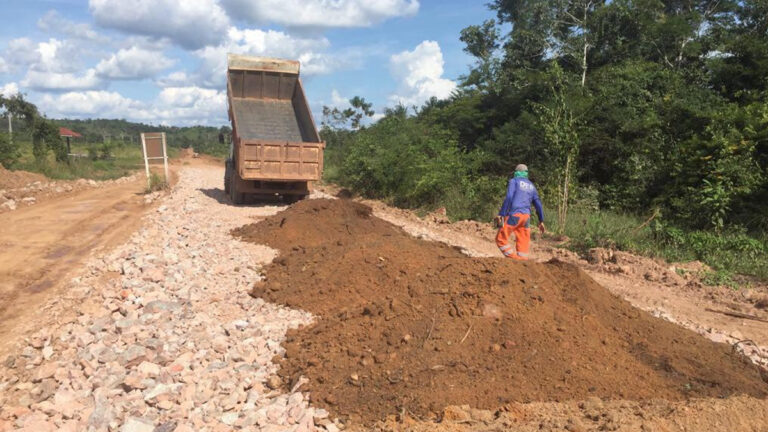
[233,199,768,425]
[0,165,47,190]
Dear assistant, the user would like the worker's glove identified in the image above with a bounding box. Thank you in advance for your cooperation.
[538,222,546,235]
[494,216,504,229]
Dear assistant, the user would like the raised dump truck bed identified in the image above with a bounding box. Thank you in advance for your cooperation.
[224,54,324,203]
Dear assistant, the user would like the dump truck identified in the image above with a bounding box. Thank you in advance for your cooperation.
[224,54,324,204]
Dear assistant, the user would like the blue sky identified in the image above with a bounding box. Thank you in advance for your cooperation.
[0,0,495,126]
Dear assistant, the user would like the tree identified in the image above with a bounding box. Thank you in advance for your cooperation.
[0,93,39,166]
[530,64,581,233]
[32,120,65,163]
[0,133,17,168]
[460,20,501,90]
[321,96,375,130]
[489,0,604,87]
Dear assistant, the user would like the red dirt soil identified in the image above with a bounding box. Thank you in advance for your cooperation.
[0,164,47,190]
[233,199,768,425]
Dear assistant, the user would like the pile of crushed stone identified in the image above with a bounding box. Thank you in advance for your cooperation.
[233,199,768,425]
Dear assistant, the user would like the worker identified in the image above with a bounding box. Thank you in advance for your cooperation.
[495,164,545,260]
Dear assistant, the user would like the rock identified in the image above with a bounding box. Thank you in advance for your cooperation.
[153,421,177,432]
[142,268,165,283]
[143,300,181,314]
[144,383,180,401]
[33,362,57,382]
[1,200,17,211]
[566,416,587,432]
[443,405,471,422]
[4,355,16,368]
[15,419,56,432]
[115,319,138,333]
[266,376,282,390]
[121,417,155,432]
[120,345,148,367]
[482,303,502,319]
[232,319,249,330]
[53,390,85,419]
[470,408,495,424]
[123,373,149,390]
[88,390,115,430]
[137,361,161,377]
[41,346,53,360]
[220,413,238,426]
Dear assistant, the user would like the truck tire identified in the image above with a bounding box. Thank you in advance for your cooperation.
[224,159,232,195]
[285,193,308,204]
[229,171,244,205]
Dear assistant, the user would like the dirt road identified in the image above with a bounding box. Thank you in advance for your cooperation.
[0,163,766,432]
[0,175,147,354]
[0,165,322,431]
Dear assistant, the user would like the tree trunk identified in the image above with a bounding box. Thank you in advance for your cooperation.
[580,3,590,87]
[558,153,573,234]
[581,39,588,87]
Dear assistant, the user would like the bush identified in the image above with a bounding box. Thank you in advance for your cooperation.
[551,207,768,281]
[145,172,168,193]
[327,111,504,221]
[0,133,20,167]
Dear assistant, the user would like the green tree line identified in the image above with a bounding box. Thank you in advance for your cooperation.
[323,0,768,279]
[0,95,232,168]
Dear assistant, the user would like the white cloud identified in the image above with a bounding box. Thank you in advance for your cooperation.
[4,37,88,74]
[0,57,8,74]
[154,87,227,123]
[159,27,335,88]
[388,40,455,106]
[41,90,139,117]
[220,0,419,28]
[95,47,175,79]
[22,70,102,91]
[4,38,41,70]
[1,82,19,97]
[38,10,106,42]
[89,0,230,49]
[331,89,349,107]
[38,86,227,126]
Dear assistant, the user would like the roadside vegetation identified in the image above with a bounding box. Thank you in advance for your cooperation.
[0,95,229,180]
[323,0,768,282]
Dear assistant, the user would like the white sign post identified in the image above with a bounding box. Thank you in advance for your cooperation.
[140,132,169,188]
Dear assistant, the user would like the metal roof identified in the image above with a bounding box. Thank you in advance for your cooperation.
[59,127,82,138]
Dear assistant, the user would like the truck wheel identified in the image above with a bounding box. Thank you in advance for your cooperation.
[230,172,244,205]
[224,160,231,195]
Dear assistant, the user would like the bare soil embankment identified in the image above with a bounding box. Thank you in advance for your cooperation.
[233,199,768,426]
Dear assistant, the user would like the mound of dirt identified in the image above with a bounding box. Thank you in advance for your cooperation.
[234,199,768,425]
[0,165,47,190]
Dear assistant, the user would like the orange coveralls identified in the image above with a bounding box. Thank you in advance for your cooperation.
[496,214,531,260]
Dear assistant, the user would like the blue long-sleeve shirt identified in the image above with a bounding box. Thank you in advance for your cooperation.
[498,177,544,223]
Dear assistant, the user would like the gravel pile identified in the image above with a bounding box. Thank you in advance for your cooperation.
[0,166,333,431]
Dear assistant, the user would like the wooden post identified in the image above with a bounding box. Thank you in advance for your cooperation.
[161,133,169,182]
[140,133,151,189]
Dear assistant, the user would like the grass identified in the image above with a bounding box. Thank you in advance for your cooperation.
[547,205,768,283]
[145,171,169,193]
[8,141,177,181]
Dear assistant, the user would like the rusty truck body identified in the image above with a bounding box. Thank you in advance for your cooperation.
[224,54,324,203]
